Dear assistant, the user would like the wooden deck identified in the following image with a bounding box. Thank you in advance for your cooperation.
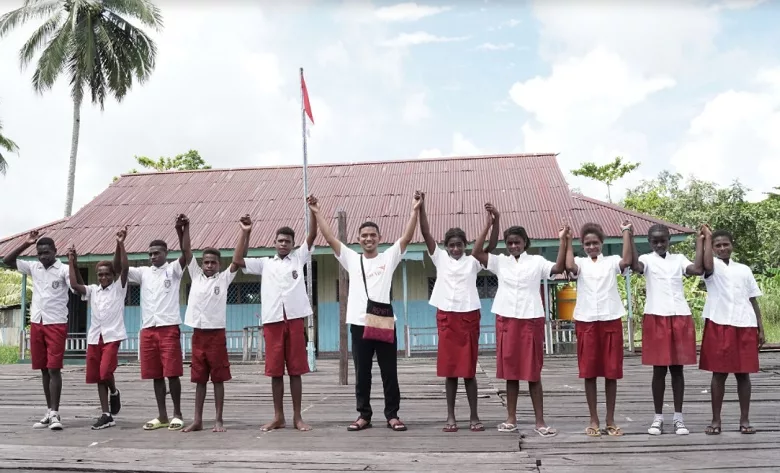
[1,353,780,472]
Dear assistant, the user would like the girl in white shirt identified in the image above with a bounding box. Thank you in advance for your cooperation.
[472,213,567,438]
[631,223,708,436]
[700,230,764,436]
[565,222,633,438]
[419,197,499,434]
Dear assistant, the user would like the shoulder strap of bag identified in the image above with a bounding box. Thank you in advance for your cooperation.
[359,255,369,297]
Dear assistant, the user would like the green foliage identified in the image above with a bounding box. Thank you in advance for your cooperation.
[0,118,20,176]
[0,269,31,307]
[571,156,640,202]
[114,150,211,182]
[0,346,18,365]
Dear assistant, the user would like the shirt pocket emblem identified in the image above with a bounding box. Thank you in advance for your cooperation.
[292,270,298,280]
[164,280,171,289]
[51,280,60,289]
[214,286,220,295]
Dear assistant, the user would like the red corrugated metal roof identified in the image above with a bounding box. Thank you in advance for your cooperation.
[0,154,693,257]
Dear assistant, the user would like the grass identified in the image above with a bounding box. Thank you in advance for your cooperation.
[0,345,19,365]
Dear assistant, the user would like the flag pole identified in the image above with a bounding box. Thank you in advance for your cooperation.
[301,67,317,372]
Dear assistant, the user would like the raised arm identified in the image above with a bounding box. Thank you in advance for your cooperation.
[306,199,319,249]
[399,191,422,253]
[418,192,437,255]
[67,246,87,295]
[550,225,568,275]
[308,196,342,257]
[687,225,706,276]
[231,215,252,271]
[2,231,39,269]
[702,224,714,277]
[470,205,493,268]
[484,203,500,253]
[629,230,644,274]
[116,226,129,287]
[619,221,633,272]
[176,214,192,268]
[564,225,577,275]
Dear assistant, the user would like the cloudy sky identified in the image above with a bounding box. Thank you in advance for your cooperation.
[1,0,779,237]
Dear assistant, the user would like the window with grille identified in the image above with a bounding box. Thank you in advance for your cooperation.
[426,275,498,299]
[125,285,141,306]
[180,282,263,305]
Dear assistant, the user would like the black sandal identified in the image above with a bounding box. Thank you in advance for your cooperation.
[387,419,407,431]
[739,425,756,434]
[347,418,371,432]
[705,425,721,435]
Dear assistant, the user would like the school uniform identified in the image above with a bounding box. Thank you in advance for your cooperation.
[83,282,128,384]
[639,252,697,366]
[335,241,404,422]
[128,261,184,380]
[428,246,483,379]
[184,259,236,384]
[699,258,762,374]
[572,255,625,380]
[486,252,554,382]
[16,259,71,371]
[243,243,314,378]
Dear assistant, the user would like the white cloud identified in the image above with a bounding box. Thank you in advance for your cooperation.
[381,32,469,47]
[375,3,451,22]
[489,18,521,31]
[402,92,431,123]
[476,42,515,51]
[717,0,766,10]
[416,132,482,159]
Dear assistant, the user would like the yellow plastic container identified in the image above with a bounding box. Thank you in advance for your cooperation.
[556,285,577,321]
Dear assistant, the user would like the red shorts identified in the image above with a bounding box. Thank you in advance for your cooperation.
[495,315,545,382]
[140,325,183,380]
[437,309,481,378]
[699,319,759,374]
[190,328,232,384]
[641,314,697,366]
[576,319,624,379]
[30,322,67,370]
[86,336,121,384]
[263,317,309,378]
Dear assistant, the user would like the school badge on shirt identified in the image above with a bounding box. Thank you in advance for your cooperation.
[51,281,60,289]
[292,270,298,280]
[164,280,171,289]
[214,287,220,295]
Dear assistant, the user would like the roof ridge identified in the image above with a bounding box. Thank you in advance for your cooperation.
[571,193,694,232]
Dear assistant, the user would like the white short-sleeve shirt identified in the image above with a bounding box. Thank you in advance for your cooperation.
[428,246,483,312]
[703,258,762,327]
[84,282,128,344]
[335,241,405,326]
[242,243,314,325]
[17,259,71,325]
[128,261,184,329]
[487,252,554,319]
[639,252,693,316]
[184,258,237,329]
[572,255,625,322]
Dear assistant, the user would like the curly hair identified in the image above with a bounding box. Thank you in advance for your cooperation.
[580,222,605,242]
[712,229,733,243]
[443,227,467,246]
[503,226,532,249]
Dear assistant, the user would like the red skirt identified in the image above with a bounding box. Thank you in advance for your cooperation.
[496,315,544,382]
[641,314,697,366]
[699,319,759,374]
[576,319,624,379]
[436,309,481,378]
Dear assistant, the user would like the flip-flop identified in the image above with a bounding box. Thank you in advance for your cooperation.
[585,426,601,437]
[168,417,184,431]
[739,425,756,434]
[469,422,485,432]
[143,418,169,431]
[442,424,458,433]
[534,426,558,438]
[347,418,372,432]
[497,422,518,433]
[604,425,624,436]
[705,425,721,435]
[387,419,407,431]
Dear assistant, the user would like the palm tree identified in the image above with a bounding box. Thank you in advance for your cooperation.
[0,0,163,216]
[0,119,19,176]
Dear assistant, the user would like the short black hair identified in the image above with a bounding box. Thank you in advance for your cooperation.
[149,240,168,250]
[95,260,114,274]
[203,247,221,258]
[647,224,670,239]
[359,221,380,233]
[36,237,55,249]
[444,227,467,246]
[712,229,733,243]
[276,227,295,241]
[503,226,532,249]
[580,223,605,242]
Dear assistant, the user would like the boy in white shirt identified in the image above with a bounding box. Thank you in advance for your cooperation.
[419,196,499,433]
[232,209,317,433]
[128,215,188,431]
[565,222,633,438]
[471,211,567,437]
[3,231,71,430]
[631,223,708,436]
[309,192,421,433]
[67,227,129,430]
[181,217,250,433]
[700,229,764,435]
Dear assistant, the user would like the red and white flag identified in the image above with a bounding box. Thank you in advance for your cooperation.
[301,70,314,137]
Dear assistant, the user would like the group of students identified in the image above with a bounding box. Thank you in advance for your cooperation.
[2,191,764,438]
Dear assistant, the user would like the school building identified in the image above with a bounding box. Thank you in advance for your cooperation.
[0,154,692,357]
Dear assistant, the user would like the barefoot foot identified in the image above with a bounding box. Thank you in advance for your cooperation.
[294,418,312,431]
[260,418,286,432]
[182,421,203,433]
[212,421,226,433]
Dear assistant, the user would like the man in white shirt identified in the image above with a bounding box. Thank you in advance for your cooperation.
[309,192,421,432]
[128,215,188,432]
[181,217,249,433]
[233,207,317,432]
[68,227,129,430]
[3,231,71,431]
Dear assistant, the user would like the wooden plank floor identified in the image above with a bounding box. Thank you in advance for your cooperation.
[486,352,780,472]
[0,358,536,472]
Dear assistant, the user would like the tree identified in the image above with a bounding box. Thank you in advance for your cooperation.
[0,119,19,176]
[0,0,163,217]
[0,269,32,308]
[132,149,211,172]
[571,156,640,202]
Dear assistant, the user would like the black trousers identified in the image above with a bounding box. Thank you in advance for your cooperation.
[350,324,400,422]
